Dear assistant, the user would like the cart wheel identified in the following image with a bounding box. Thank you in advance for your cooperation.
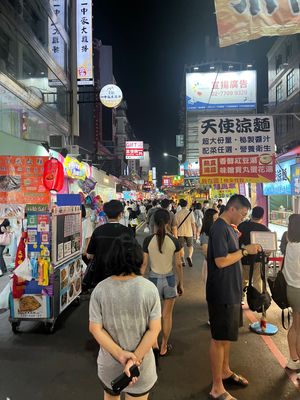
[11,321,20,334]
[45,322,55,334]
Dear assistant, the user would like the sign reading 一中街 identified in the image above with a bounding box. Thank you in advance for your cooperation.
[125,141,144,160]
[76,0,94,86]
[186,71,256,111]
[100,85,123,108]
[48,0,65,87]
[214,0,300,48]
[199,116,276,184]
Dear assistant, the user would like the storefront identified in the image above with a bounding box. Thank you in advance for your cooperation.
[263,153,299,229]
[92,168,117,202]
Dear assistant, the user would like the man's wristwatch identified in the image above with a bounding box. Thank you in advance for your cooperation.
[241,248,249,257]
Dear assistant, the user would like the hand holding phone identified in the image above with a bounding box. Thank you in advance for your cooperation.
[111,364,140,394]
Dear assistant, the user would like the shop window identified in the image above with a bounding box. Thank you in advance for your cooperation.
[287,69,295,97]
[276,117,286,136]
[285,42,292,63]
[276,82,283,104]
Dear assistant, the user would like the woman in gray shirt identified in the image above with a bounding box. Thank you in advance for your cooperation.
[89,234,161,399]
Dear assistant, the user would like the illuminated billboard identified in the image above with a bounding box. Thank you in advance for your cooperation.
[125,141,144,160]
[186,70,256,111]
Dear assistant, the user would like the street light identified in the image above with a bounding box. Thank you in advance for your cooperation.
[163,153,182,175]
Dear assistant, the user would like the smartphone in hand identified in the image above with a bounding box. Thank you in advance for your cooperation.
[111,365,140,394]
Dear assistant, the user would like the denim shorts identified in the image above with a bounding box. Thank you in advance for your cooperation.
[148,271,177,300]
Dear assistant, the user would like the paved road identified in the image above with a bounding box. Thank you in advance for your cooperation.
[0,229,299,400]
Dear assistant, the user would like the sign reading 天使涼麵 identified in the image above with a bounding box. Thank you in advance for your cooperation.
[0,156,50,204]
[214,0,300,48]
[199,116,276,184]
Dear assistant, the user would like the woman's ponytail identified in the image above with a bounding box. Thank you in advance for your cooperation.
[154,209,170,254]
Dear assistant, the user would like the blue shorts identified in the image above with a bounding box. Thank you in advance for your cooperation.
[148,271,177,300]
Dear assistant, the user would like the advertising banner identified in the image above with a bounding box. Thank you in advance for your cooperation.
[48,0,65,86]
[186,71,256,111]
[214,0,300,48]
[0,156,50,204]
[184,161,200,188]
[199,115,276,184]
[77,0,94,85]
[263,158,296,195]
[291,163,300,195]
[211,183,239,199]
[125,141,144,160]
[162,175,184,188]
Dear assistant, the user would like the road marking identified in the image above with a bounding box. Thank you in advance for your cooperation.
[243,307,300,391]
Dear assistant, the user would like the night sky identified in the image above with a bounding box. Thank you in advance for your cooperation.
[94,1,274,180]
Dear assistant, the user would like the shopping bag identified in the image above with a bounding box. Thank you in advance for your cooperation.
[82,258,97,290]
[0,282,10,313]
[0,232,12,246]
[14,258,32,281]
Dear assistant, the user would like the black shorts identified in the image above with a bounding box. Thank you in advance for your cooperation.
[207,303,242,342]
[100,378,153,397]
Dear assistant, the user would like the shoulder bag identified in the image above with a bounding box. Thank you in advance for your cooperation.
[267,257,290,329]
[246,252,271,313]
[177,210,192,230]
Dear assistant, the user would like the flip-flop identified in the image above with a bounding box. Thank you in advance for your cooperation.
[159,343,173,357]
[223,372,248,387]
[209,392,237,400]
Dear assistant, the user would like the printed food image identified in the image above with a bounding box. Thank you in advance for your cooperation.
[69,263,75,278]
[0,175,21,192]
[61,268,67,281]
[75,277,81,292]
[61,292,67,307]
[75,259,81,273]
[61,278,68,290]
[69,284,74,298]
[19,296,41,312]
[259,154,272,165]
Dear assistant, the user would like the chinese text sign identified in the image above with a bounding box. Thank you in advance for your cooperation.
[199,116,276,184]
[214,0,300,48]
[125,141,144,160]
[77,0,94,85]
[48,0,65,86]
[186,71,256,111]
[0,156,50,204]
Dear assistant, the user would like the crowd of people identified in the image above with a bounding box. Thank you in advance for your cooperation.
[1,194,299,399]
[83,195,300,400]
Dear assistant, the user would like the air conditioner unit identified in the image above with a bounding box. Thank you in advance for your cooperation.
[49,135,64,149]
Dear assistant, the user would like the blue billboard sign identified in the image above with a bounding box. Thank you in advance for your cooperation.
[263,158,296,196]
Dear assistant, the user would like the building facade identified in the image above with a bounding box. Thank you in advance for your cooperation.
[0,0,75,154]
[266,34,300,152]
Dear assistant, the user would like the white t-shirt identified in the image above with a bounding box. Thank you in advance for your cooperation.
[175,208,195,237]
[283,242,300,288]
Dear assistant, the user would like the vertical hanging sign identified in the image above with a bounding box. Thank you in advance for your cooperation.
[76,0,94,86]
[48,0,65,87]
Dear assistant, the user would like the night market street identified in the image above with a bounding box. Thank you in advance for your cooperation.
[0,227,299,400]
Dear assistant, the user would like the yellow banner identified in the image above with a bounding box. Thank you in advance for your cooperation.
[214,0,300,47]
[211,184,239,198]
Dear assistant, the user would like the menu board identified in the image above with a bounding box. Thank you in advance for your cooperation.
[0,156,50,204]
[11,295,50,319]
[51,206,81,265]
[250,231,277,252]
[27,208,51,258]
[59,257,82,312]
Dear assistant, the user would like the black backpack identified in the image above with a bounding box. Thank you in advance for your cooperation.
[246,252,271,314]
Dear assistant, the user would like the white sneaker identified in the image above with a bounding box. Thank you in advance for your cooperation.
[0,269,3,277]
[286,359,300,370]
[195,239,200,244]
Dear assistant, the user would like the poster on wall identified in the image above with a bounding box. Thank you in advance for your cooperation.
[186,71,256,111]
[0,156,50,204]
[214,0,300,48]
[291,163,300,195]
[263,158,296,196]
[59,257,82,313]
[199,115,276,184]
[51,206,81,265]
[76,0,94,85]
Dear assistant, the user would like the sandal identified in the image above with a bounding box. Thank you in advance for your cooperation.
[223,372,248,387]
[159,343,173,357]
[209,391,237,400]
